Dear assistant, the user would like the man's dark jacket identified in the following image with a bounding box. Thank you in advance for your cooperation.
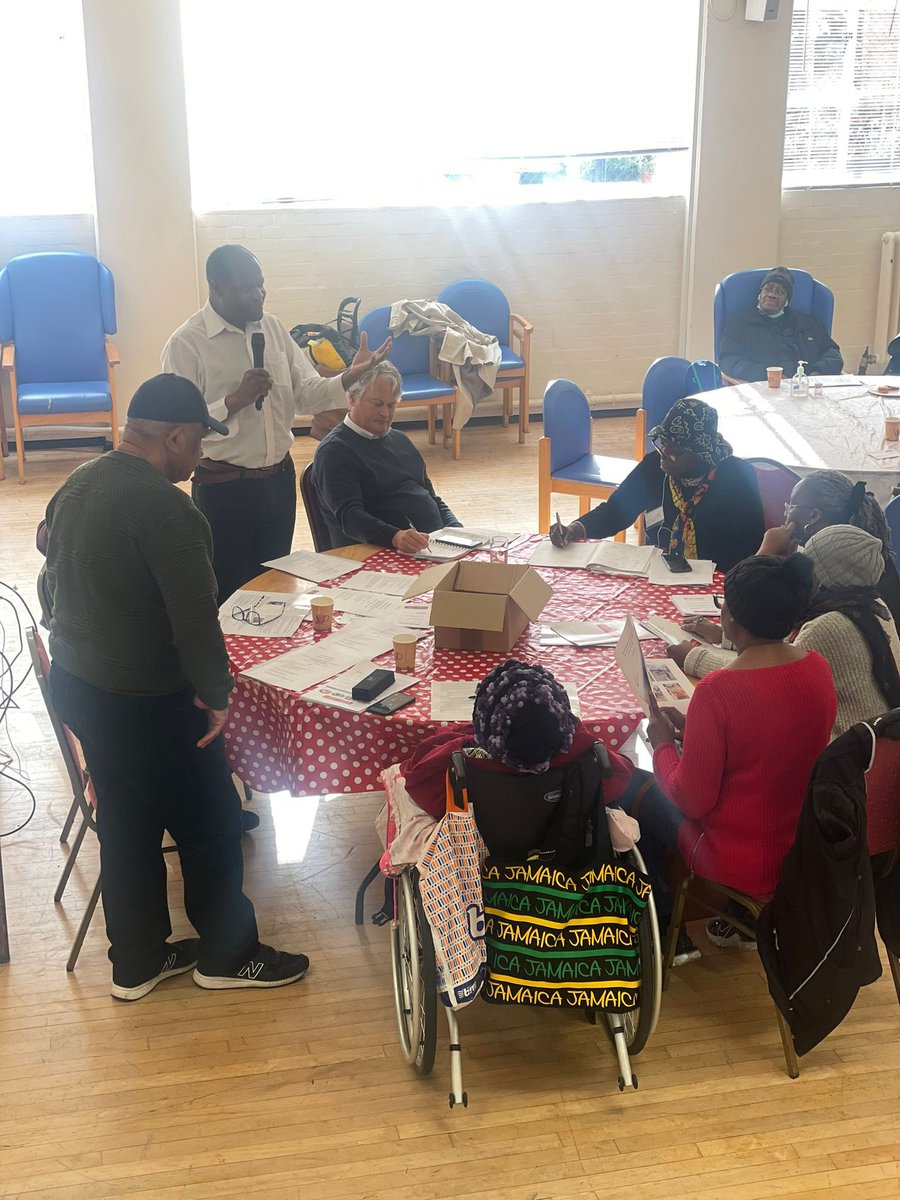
[720,306,843,382]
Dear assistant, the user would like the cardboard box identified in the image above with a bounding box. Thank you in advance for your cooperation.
[408,561,552,652]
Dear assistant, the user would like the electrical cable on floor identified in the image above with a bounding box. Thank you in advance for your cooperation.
[0,580,39,837]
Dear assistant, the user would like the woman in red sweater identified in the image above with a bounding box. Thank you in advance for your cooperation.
[635,554,836,957]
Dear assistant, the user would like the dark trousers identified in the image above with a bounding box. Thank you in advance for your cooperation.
[618,769,684,925]
[50,665,259,984]
[193,456,297,604]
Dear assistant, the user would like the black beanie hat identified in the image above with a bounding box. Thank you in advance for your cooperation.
[761,266,794,302]
[723,553,815,640]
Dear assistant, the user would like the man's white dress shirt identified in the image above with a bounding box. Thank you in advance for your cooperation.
[162,303,347,468]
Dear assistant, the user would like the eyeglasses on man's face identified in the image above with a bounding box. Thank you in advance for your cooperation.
[712,594,724,610]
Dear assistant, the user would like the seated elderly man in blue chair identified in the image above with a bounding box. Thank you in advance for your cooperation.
[719,266,844,383]
[313,361,462,553]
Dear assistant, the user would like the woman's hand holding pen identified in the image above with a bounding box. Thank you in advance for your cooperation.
[549,510,586,548]
[392,519,430,555]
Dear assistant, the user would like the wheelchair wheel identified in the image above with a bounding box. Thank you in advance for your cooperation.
[617,846,662,1057]
[390,869,437,1076]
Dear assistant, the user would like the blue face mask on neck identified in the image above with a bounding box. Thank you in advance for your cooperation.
[758,304,786,318]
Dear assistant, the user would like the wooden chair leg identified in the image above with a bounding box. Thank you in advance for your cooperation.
[67,873,102,972]
[12,407,26,485]
[502,389,511,427]
[108,366,120,448]
[578,495,592,517]
[775,1005,800,1078]
[661,873,690,991]
[442,403,452,447]
[537,438,551,533]
[888,947,900,1005]
[0,842,9,965]
[453,430,461,461]
[427,405,436,446]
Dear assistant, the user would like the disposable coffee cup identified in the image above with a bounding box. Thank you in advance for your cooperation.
[310,596,334,632]
[885,417,900,442]
[393,633,417,672]
[766,367,783,389]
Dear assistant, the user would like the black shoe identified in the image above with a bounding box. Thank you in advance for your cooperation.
[672,928,702,967]
[192,943,310,991]
[111,938,201,1002]
[241,808,260,833]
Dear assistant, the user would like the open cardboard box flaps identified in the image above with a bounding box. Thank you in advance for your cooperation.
[405,560,552,652]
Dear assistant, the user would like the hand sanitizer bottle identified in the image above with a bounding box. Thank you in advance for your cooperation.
[791,360,808,398]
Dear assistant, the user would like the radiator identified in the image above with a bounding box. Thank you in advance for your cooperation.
[875,231,900,366]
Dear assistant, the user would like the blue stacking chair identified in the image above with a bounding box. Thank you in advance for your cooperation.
[713,269,835,367]
[358,306,460,458]
[537,380,635,540]
[0,252,120,483]
[635,356,691,460]
[437,279,533,443]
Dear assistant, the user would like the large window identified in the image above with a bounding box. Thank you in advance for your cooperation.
[0,1,94,216]
[784,1,900,186]
[179,0,699,210]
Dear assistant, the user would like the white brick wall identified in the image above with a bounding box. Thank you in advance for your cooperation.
[778,186,900,373]
[196,197,687,409]
[0,214,96,266]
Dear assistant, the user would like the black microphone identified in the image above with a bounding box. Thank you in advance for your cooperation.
[251,332,265,410]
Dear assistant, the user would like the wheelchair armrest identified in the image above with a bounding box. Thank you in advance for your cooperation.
[447,751,469,811]
[592,741,613,780]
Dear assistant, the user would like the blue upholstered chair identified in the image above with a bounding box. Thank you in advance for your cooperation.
[437,279,533,443]
[537,380,634,540]
[0,252,120,483]
[713,269,835,366]
[634,356,692,460]
[358,306,460,459]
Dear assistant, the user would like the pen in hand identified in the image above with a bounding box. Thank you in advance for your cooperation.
[550,510,568,549]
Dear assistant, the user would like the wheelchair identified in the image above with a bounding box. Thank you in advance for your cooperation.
[387,744,662,1107]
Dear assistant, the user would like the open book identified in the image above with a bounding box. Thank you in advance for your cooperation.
[528,539,655,575]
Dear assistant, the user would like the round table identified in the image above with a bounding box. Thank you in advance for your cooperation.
[223,539,718,797]
[704,377,900,505]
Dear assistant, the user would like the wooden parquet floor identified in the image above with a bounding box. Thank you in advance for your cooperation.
[0,424,898,1200]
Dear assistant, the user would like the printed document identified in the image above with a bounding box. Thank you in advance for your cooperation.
[262,550,361,584]
[529,539,655,575]
[614,615,694,715]
[219,590,311,638]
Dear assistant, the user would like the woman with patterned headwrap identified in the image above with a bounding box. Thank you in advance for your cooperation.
[398,659,634,821]
[550,397,765,572]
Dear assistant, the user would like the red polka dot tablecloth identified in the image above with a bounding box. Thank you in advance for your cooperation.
[224,539,721,795]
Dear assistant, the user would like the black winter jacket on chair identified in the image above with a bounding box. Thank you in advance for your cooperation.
[757,713,900,1057]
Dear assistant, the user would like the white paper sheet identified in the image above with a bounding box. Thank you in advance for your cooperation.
[241,620,396,692]
[262,550,361,584]
[302,660,419,713]
[642,614,722,645]
[339,571,417,597]
[219,590,311,638]
[646,551,715,587]
[430,679,581,722]
[672,594,721,616]
[315,588,404,619]
[544,618,656,647]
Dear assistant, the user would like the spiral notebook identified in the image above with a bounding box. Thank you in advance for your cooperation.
[414,527,508,561]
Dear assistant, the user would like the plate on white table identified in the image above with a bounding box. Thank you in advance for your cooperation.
[868,385,900,398]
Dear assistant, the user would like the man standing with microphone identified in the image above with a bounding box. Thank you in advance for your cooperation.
[163,245,391,603]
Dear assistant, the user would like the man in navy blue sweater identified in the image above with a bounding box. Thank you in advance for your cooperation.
[313,362,461,551]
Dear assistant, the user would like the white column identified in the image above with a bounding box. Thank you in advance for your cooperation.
[81,0,198,405]
[681,0,794,362]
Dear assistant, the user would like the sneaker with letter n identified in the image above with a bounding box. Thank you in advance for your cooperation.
[706,917,757,951]
[192,943,310,991]
[111,938,200,1002]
